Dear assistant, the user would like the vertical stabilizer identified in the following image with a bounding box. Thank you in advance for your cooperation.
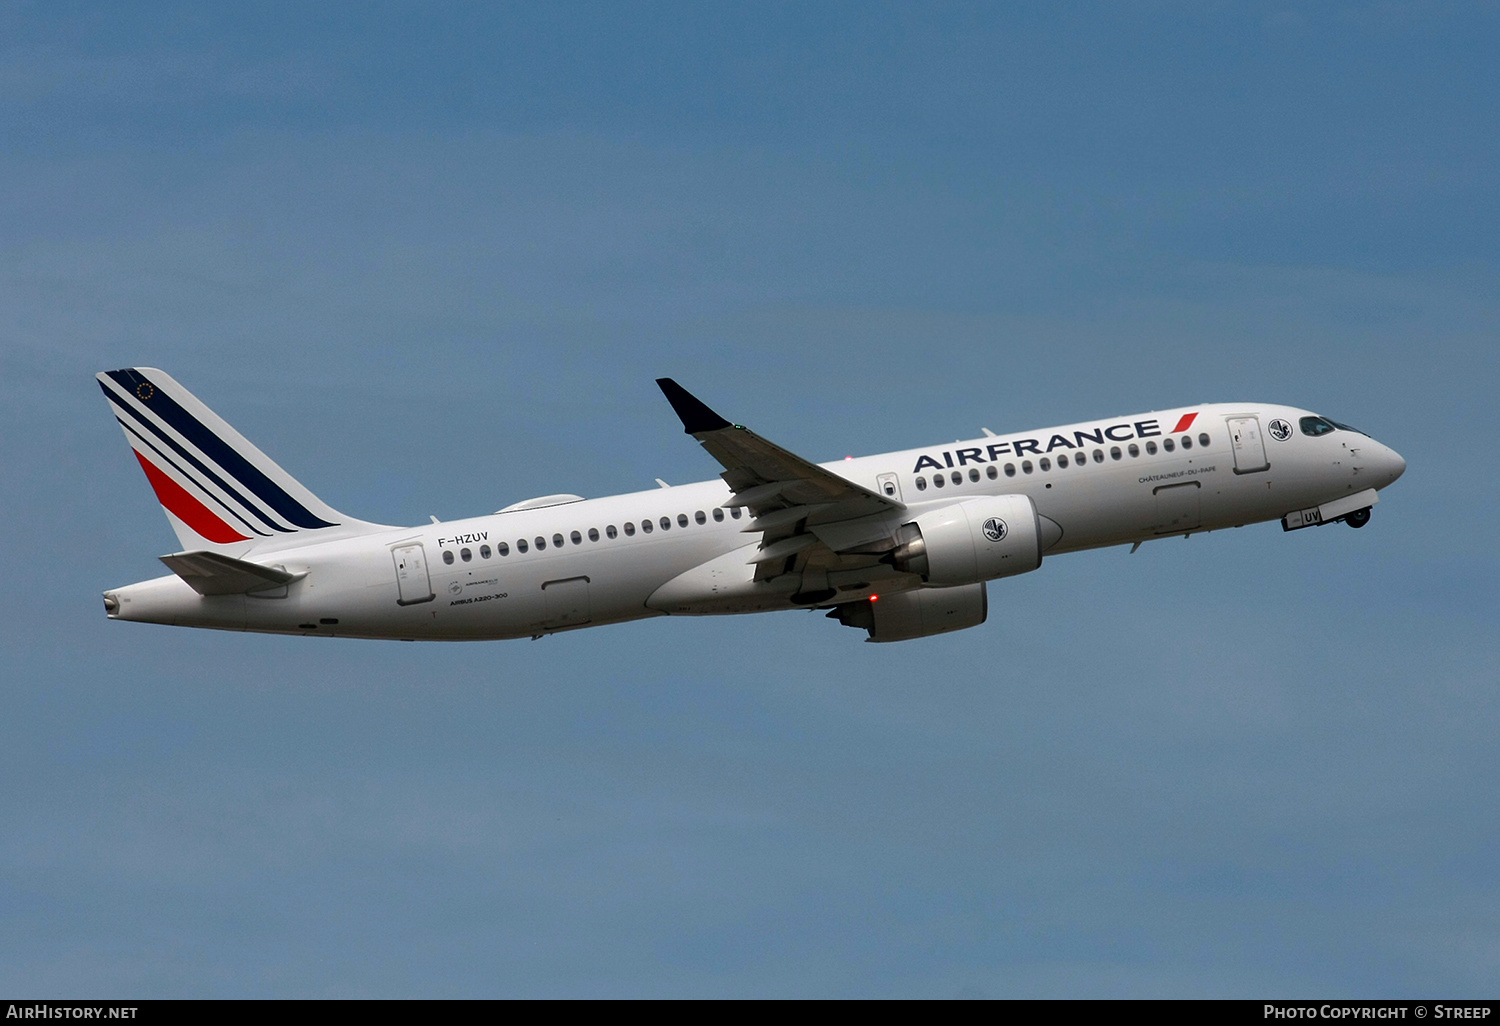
[97,367,387,553]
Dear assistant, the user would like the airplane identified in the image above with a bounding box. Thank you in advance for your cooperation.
[97,368,1406,643]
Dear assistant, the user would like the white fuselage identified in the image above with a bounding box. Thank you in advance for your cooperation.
[104,402,1406,641]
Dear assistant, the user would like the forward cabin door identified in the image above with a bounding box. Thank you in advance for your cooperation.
[1227,417,1269,474]
[392,543,434,605]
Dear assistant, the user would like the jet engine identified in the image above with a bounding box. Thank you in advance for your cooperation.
[829,583,987,643]
[883,494,1044,586]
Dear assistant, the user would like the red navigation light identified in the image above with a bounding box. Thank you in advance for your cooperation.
[869,594,879,602]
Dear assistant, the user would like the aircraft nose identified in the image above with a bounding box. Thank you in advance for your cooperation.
[1379,444,1406,486]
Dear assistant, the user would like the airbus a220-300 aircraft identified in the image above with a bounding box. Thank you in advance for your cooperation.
[98,368,1406,643]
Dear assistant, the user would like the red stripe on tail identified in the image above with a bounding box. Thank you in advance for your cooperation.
[133,451,248,543]
[1171,413,1198,433]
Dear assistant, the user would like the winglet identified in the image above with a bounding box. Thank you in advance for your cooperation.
[656,378,732,435]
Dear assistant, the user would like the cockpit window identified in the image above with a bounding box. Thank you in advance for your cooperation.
[1299,416,1337,437]
[1329,419,1368,436]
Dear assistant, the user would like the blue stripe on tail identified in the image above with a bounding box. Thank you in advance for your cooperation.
[104,369,337,530]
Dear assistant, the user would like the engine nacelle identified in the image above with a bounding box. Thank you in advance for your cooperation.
[829,583,987,643]
[885,494,1043,586]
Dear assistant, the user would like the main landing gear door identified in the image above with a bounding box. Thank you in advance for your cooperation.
[1228,417,1269,474]
[393,543,435,605]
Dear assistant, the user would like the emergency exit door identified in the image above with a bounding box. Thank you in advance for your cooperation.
[1227,417,1269,474]
[393,543,434,605]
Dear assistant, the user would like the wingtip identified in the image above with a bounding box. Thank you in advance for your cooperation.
[656,378,732,434]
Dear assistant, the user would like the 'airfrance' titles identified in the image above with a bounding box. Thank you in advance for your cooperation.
[911,413,1198,475]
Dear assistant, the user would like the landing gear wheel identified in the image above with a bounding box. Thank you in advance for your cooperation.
[1345,507,1371,529]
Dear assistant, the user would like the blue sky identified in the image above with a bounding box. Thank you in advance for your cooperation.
[2,1,1497,996]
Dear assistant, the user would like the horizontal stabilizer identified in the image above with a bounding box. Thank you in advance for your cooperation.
[159,550,306,596]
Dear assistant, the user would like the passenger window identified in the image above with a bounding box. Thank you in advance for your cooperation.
[883,482,895,495]
[1039,457,1051,471]
[731,507,742,519]
[588,528,599,542]
[623,523,635,536]
[1128,444,1140,457]
[1094,449,1104,463]
[1181,436,1192,449]
[1198,433,1210,447]
[695,511,706,525]
[498,542,510,556]
[642,520,653,534]
[951,471,962,485]
[442,550,455,565]
[916,476,927,490]
[517,539,529,553]
[1057,454,1069,468]
[1022,460,1033,474]
[535,536,546,550]
[933,474,945,488]
[1162,437,1174,452]
[678,514,688,528]
[553,533,565,548]
[986,465,998,480]
[606,525,617,539]
[461,548,472,562]
[480,545,491,559]
[1110,446,1122,460]
[712,508,724,522]
[1005,463,1016,477]
[968,468,980,482]
[570,531,581,545]
[1145,441,1157,455]
[660,516,671,531]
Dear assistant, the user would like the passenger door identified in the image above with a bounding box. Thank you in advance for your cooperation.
[1227,417,1269,474]
[392,543,434,605]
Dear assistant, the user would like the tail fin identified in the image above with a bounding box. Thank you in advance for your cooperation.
[97,367,387,553]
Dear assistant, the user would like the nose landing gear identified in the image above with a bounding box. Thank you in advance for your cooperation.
[1343,507,1371,529]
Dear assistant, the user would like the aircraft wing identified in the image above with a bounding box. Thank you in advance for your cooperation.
[656,379,905,582]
